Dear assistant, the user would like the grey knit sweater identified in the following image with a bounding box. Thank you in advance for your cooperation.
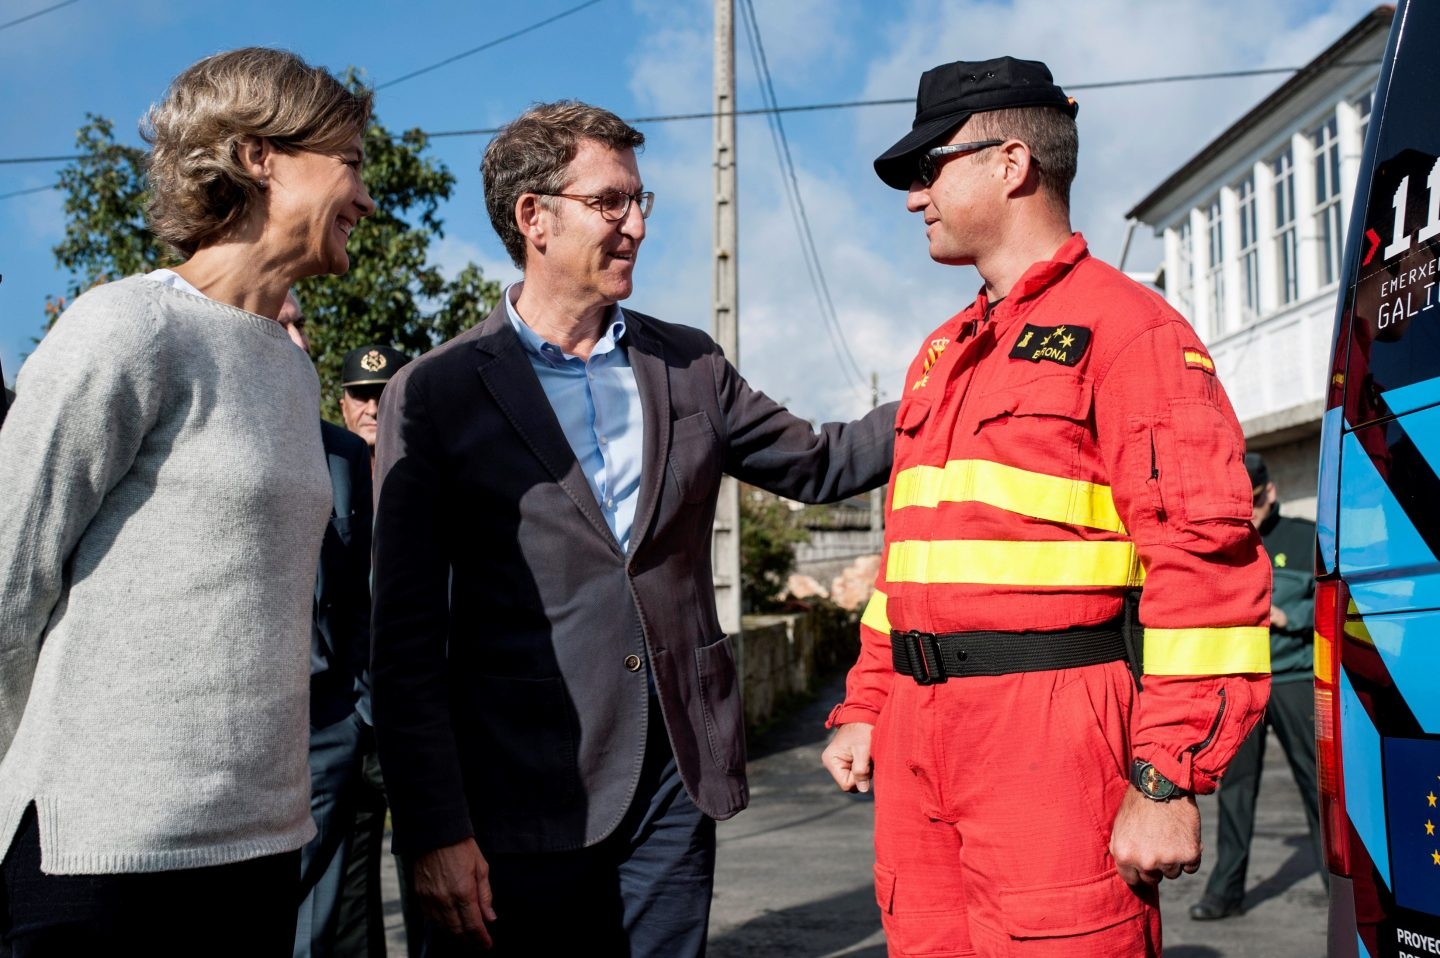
[0,276,331,873]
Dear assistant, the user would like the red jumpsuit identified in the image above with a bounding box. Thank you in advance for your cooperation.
[829,235,1272,956]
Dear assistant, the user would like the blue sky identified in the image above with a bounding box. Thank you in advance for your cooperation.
[0,0,1379,422]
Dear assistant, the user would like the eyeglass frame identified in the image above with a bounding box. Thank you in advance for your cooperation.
[534,189,655,222]
[916,139,1007,188]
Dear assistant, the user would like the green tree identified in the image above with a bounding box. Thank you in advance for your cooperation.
[44,108,500,418]
[44,114,167,327]
[739,487,811,612]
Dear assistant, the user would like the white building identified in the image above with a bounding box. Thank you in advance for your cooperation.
[1127,6,1393,516]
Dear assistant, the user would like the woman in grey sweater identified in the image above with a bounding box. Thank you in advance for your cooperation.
[0,48,374,955]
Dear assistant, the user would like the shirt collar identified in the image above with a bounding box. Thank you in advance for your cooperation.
[504,281,626,365]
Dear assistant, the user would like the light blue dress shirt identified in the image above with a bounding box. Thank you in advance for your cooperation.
[505,284,644,553]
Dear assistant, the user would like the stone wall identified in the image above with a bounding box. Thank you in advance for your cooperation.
[736,604,859,732]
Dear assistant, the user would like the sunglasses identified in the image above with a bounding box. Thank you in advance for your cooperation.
[916,139,1006,187]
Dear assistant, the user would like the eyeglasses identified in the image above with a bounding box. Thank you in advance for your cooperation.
[916,139,1006,188]
[536,189,654,222]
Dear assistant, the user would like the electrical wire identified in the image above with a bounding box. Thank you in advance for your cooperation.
[376,0,603,89]
[0,60,1383,166]
[0,0,79,33]
[0,184,55,201]
[738,0,867,396]
[0,59,1386,186]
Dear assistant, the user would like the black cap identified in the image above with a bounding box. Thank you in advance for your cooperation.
[874,56,1078,190]
[341,345,411,388]
[1244,452,1269,491]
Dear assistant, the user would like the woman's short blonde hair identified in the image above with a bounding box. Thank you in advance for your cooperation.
[143,47,373,258]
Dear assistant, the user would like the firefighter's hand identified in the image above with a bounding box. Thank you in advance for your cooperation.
[822,722,875,793]
[1109,788,1202,885]
[414,838,497,948]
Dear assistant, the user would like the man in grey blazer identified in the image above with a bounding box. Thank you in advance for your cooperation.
[371,101,895,957]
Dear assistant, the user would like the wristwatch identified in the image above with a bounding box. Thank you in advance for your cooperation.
[1130,759,1186,801]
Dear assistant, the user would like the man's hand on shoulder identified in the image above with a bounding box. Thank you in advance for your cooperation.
[1109,787,1202,885]
[414,837,497,948]
[822,722,875,793]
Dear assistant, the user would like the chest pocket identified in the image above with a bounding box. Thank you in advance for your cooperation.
[896,393,933,434]
[667,411,721,504]
[973,373,1093,468]
[975,373,1092,428]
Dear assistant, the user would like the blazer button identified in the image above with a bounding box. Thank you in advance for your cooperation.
[624,654,644,673]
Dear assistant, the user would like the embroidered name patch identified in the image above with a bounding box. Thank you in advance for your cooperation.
[1183,348,1216,374]
[1008,324,1091,366]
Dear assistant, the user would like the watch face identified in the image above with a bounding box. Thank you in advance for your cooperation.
[1138,762,1177,800]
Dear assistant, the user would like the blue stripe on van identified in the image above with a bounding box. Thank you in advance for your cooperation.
[1379,376,1440,419]
[1353,612,1440,734]
[1338,430,1440,614]
[1341,666,1390,892]
[1317,407,1342,573]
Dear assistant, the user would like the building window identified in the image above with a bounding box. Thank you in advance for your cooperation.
[1236,175,1261,322]
[1273,147,1299,305]
[1356,89,1373,142]
[1205,195,1225,333]
[1313,116,1343,287]
[1174,219,1194,318]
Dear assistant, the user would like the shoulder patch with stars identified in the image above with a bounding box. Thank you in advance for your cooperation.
[1008,324,1091,366]
[1183,348,1216,374]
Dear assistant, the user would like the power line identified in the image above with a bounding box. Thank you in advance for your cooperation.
[0,59,1386,173]
[0,184,55,200]
[0,0,80,33]
[414,59,1387,138]
[0,155,88,166]
[738,0,867,396]
[376,0,603,89]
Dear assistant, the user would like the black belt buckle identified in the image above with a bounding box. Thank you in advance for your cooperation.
[902,630,947,685]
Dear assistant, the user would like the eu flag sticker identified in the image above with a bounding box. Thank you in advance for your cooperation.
[1384,736,1440,916]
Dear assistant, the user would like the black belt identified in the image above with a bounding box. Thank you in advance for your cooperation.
[891,623,1128,684]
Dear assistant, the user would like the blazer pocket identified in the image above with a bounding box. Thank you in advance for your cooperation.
[695,636,747,773]
[667,412,722,504]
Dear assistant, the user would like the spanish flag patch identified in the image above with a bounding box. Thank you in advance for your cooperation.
[1183,348,1215,374]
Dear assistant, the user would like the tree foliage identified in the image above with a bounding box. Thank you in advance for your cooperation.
[739,487,811,612]
[45,104,500,419]
[44,114,167,327]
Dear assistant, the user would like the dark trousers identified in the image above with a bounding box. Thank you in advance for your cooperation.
[416,714,717,958]
[333,738,390,957]
[297,712,389,958]
[1205,678,1326,905]
[1,805,300,957]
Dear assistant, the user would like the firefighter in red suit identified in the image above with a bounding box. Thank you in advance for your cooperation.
[821,57,1272,957]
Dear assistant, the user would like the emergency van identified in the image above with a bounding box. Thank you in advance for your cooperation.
[1315,0,1440,955]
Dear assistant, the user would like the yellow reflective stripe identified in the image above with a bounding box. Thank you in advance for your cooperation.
[1142,627,1271,675]
[886,539,1144,587]
[891,460,1127,533]
[860,589,890,634]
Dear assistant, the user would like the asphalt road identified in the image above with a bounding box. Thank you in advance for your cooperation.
[380,673,1328,956]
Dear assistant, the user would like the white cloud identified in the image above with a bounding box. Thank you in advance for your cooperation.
[618,0,1378,423]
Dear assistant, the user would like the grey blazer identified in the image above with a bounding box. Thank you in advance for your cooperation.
[371,301,895,857]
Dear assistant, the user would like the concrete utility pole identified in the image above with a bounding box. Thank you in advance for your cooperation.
[712,0,743,638]
[869,371,884,547]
